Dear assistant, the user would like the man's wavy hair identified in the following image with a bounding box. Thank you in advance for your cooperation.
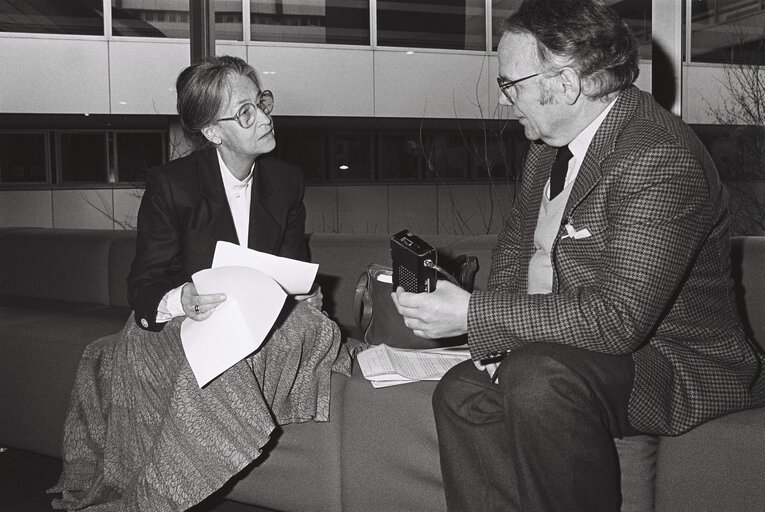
[175,55,262,149]
[503,0,639,99]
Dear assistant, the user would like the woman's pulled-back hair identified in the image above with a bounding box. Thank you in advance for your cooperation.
[503,0,639,99]
[175,55,262,149]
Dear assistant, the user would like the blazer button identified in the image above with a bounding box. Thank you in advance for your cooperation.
[141,318,149,328]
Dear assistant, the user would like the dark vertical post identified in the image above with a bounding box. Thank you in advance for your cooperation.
[190,0,216,63]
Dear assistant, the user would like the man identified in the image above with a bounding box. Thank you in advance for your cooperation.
[392,1,765,510]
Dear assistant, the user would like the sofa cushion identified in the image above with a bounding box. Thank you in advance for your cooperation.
[0,229,115,305]
[0,304,130,457]
[731,236,765,350]
[108,231,138,307]
[340,364,446,512]
[654,407,765,512]
[615,435,658,512]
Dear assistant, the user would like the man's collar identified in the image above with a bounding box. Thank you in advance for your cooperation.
[568,95,619,164]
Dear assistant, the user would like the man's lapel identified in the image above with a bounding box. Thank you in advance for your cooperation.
[565,86,641,216]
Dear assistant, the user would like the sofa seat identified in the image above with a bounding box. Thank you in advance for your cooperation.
[1,228,763,512]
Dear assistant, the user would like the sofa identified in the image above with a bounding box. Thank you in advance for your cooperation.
[1,227,764,512]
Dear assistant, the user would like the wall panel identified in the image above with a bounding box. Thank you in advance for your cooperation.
[0,190,53,228]
[248,46,374,117]
[0,37,109,114]
[375,50,491,119]
[109,40,189,115]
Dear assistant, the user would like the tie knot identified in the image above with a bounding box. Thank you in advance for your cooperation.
[556,145,572,163]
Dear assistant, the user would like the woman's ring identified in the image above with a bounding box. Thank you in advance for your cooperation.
[194,305,200,313]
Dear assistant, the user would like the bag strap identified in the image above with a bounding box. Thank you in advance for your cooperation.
[353,269,374,333]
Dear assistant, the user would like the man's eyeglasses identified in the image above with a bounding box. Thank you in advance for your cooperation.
[496,73,542,105]
[217,90,274,129]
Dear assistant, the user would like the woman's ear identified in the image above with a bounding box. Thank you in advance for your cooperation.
[558,67,582,105]
[201,125,222,145]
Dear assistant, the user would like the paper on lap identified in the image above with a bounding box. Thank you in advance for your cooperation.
[212,241,318,294]
[181,242,318,387]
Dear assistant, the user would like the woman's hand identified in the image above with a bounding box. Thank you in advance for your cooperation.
[181,282,227,321]
[295,283,323,310]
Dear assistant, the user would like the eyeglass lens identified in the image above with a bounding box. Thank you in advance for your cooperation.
[236,91,273,129]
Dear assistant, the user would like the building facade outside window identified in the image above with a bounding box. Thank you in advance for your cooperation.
[250,0,369,45]
[377,0,485,51]
[691,0,765,65]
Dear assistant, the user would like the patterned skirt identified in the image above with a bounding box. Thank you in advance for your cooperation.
[49,301,351,511]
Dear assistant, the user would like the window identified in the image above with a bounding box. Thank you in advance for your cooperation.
[59,132,108,183]
[0,0,104,35]
[115,132,166,184]
[0,132,48,184]
[424,133,469,180]
[251,0,369,45]
[330,132,373,181]
[378,134,422,180]
[490,0,652,59]
[378,0,485,51]
[111,0,189,38]
[691,0,765,65]
[275,130,327,181]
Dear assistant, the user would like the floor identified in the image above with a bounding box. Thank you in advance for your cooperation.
[0,448,276,512]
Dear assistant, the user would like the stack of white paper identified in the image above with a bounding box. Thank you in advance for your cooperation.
[357,344,472,388]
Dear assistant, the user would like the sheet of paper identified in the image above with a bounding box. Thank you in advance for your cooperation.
[180,266,286,387]
[212,241,318,294]
[357,344,471,387]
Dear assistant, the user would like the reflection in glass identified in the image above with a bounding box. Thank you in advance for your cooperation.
[111,0,189,38]
[251,0,369,45]
[60,132,107,183]
[116,132,165,183]
[424,133,468,180]
[377,0,485,51]
[0,133,47,183]
[490,0,652,60]
[276,130,327,182]
[691,0,765,65]
[330,133,372,181]
[378,134,421,180]
[0,0,103,35]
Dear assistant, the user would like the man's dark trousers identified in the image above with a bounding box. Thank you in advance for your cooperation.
[432,343,640,511]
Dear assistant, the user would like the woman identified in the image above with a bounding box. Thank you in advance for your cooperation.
[50,56,351,511]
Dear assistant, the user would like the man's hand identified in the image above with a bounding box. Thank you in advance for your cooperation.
[181,282,227,321]
[391,280,470,339]
[294,283,323,309]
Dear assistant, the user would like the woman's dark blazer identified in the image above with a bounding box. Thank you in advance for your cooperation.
[127,146,308,332]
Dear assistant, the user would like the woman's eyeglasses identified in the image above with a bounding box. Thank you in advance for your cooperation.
[217,90,274,129]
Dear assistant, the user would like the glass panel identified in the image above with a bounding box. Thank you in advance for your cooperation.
[377,0,485,51]
[694,124,765,182]
[111,0,189,38]
[691,0,765,64]
[60,132,107,183]
[423,133,468,180]
[275,130,327,182]
[0,132,47,183]
[378,133,421,180]
[116,132,165,183]
[0,0,104,35]
[216,0,244,41]
[251,0,369,45]
[330,132,372,181]
[470,132,511,179]
[491,0,652,60]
